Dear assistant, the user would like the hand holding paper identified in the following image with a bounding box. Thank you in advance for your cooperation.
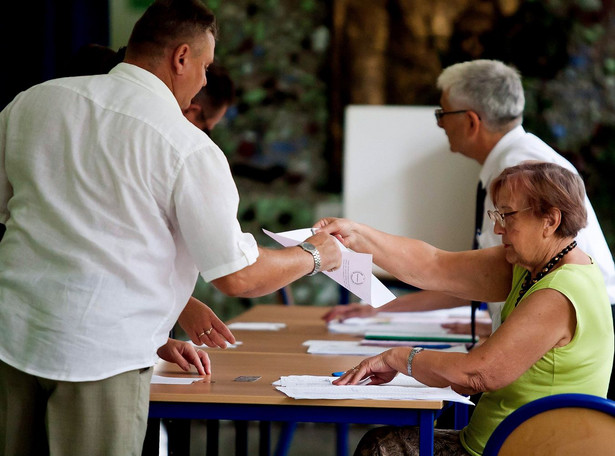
[263,228,395,307]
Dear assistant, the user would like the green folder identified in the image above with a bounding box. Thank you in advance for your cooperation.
[364,333,476,343]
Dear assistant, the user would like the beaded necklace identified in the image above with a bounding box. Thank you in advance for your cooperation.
[515,240,577,306]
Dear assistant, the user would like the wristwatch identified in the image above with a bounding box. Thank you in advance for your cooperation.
[299,242,321,276]
[407,347,424,377]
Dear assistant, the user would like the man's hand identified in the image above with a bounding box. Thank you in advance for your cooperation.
[157,338,211,375]
[178,297,236,348]
[322,303,377,322]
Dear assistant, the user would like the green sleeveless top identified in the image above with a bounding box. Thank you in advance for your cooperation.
[459,261,614,456]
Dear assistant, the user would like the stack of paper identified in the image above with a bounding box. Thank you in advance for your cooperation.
[274,374,473,405]
[304,340,389,356]
[303,340,467,355]
[327,306,490,344]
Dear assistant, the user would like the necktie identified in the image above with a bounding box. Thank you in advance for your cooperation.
[471,182,486,345]
[473,182,486,250]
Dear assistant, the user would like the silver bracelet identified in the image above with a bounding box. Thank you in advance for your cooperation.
[407,347,424,377]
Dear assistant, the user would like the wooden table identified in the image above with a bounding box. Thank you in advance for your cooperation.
[222,304,359,353]
[149,305,467,456]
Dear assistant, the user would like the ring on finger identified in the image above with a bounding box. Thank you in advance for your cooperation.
[198,328,214,338]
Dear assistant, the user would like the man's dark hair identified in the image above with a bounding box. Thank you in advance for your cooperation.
[193,63,235,109]
[127,0,217,59]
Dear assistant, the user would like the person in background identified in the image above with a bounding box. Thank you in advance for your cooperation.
[183,62,234,135]
[0,1,341,455]
[318,161,613,455]
[115,46,234,136]
[323,60,615,388]
[70,43,234,136]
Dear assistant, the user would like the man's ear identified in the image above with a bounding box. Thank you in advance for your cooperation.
[172,43,190,74]
[467,110,481,135]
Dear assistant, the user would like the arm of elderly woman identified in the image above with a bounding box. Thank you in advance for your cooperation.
[315,217,512,303]
[334,287,576,395]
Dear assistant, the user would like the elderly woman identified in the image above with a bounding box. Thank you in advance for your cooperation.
[316,162,613,456]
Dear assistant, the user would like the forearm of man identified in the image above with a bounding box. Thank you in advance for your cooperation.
[211,246,312,298]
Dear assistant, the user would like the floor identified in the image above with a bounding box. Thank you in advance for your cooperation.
[158,420,377,456]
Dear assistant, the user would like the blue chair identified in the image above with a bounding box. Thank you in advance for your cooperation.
[483,393,615,456]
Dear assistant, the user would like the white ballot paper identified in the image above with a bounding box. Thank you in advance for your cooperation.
[227,322,286,331]
[273,374,473,405]
[263,228,395,307]
[151,375,200,385]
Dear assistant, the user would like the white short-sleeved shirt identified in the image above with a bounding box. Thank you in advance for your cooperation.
[0,63,259,381]
[477,125,615,306]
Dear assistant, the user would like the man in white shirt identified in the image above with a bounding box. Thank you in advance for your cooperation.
[0,1,340,454]
[322,59,615,399]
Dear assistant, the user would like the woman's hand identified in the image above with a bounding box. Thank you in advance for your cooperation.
[157,338,211,375]
[441,321,492,337]
[332,347,411,386]
[322,303,378,322]
[178,297,236,348]
[313,217,364,251]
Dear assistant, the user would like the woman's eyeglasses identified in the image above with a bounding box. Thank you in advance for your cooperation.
[487,207,531,228]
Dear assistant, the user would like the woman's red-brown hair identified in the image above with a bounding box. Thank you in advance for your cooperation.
[490,161,587,238]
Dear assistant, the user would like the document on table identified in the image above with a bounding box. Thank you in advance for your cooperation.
[329,319,452,335]
[302,340,468,355]
[274,374,473,405]
[303,340,388,356]
[227,322,286,331]
[328,306,489,343]
[191,341,243,349]
[263,228,395,307]
[151,375,202,385]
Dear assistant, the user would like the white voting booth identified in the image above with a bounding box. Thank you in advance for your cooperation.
[343,105,481,278]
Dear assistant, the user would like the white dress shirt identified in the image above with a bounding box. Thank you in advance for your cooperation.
[0,63,258,381]
[477,126,615,310]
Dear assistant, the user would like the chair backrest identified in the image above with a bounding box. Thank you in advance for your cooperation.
[483,393,615,456]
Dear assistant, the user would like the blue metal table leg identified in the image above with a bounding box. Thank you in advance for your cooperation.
[274,421,297,456]
[454,403,469,430]
[419,410,435,456]
[336,422,349,456]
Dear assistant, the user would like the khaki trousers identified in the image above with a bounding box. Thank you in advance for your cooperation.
[0,359,152,456]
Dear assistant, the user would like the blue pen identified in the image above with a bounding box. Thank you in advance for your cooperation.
[332,371,346,377]
[413,344,452,350]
